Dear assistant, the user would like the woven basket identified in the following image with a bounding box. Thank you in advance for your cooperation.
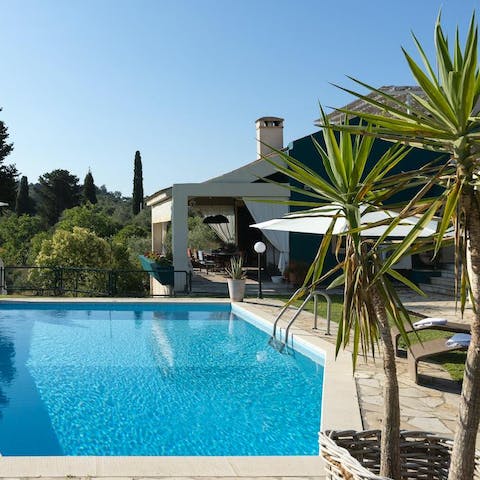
[320,429,480,480]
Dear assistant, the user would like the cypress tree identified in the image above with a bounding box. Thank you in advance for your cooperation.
[15,176,32,215]
[83,170,97,204]
[132,150,144,215]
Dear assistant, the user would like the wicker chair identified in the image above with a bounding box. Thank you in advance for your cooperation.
[320,429,480,480]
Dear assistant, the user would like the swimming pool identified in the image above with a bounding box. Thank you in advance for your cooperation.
[0,302,324,456]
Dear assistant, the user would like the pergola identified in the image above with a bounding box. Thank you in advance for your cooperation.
[146,159,290,292]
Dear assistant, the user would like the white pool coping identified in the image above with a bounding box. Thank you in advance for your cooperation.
[0,297,362,477]
[0,455,327,477]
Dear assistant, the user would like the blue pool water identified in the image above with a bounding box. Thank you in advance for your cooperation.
[0,302,324,456]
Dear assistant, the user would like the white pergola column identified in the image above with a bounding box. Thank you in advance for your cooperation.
[171,186,189,291]
[152,222,166,252]
[150,221,172,296]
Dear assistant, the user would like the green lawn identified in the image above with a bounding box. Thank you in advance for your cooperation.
[272,294,344,322]
[272,294,465,382]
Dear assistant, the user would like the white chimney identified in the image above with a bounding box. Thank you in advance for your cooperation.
[255,116,284,158]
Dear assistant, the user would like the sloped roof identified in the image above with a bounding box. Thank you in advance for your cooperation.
[146,149,287,203]
[324,85,427,125]
[205,149,287,183]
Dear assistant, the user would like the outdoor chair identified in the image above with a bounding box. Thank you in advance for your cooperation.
[188,249,203,271]
[407,333,470,384]
[197,250,215,274]
[391,317,470,357]
[320,429,480,479]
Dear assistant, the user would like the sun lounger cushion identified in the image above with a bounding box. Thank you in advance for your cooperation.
[445,333,471,348]
[413,317,448,329]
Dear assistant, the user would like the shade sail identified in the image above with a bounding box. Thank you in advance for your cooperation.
[251,204,440,238]
[152,199,172,223]
[244,198,289,273]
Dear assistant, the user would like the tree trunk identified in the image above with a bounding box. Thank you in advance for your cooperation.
[448,190,480,480]
[371,286,401,480]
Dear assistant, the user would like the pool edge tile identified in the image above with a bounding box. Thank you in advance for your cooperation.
[0,456,325,477]
[95,457,238,477]
[227,456,325,476]
[0,456,97,477]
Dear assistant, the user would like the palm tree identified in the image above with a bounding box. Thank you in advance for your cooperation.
[265,115,422,479]
[328,13,480,480]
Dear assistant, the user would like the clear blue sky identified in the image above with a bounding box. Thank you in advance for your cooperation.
[1,0,478,196]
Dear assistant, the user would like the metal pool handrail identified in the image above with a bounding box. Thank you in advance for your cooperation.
[269,289,332,351]
[313,291,332,335]
[270,287,303,341]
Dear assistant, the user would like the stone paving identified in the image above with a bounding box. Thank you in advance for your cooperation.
[362,290,475,439]
[189,270,295,297]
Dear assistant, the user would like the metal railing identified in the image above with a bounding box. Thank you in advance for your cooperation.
[269,288,332,352]
[0,265,192,297]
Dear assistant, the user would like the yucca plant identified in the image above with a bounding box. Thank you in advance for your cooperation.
[225,256,245,280]
[328,13,480,479]
[263,115,427,479]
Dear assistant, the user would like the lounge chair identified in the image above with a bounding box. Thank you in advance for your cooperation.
[197,250,216,274]
[188,249,203,271]
[392,317,470,357]
[408,333,470,384]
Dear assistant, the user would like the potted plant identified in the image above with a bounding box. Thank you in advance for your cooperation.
[139,252,174,286]
[225,256,246,302]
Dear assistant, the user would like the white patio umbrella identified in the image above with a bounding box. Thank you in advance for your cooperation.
[251,204,440,238]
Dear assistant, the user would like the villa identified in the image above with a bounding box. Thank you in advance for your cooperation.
[147,87,452,294]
